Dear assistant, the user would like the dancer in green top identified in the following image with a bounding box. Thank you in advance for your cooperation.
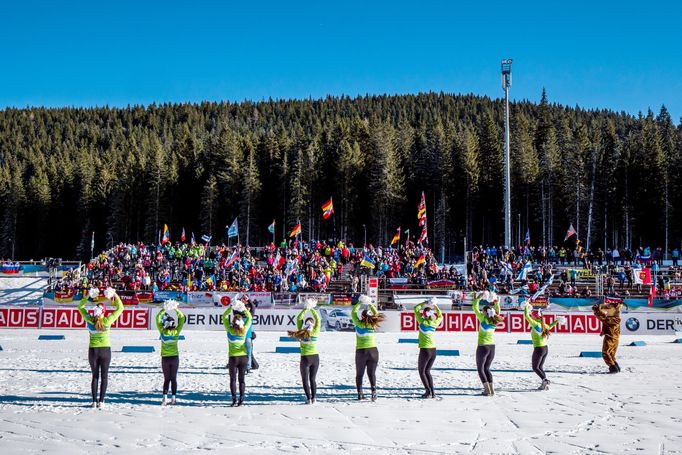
[156,300,186,405]
[223,299,252,406]
[288,299,321,404]
[352,295,385,401]
[414,299,443,398]
[77,287,124,408]
[523,302,565,390]
[472,291,504,396]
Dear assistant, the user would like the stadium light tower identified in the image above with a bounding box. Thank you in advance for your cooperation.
[501,59,512,251]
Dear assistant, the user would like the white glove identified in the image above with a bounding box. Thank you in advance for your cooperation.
[557,316,567,324]
[103,287,116,300]
[523,302,533,312]
[304,299,317,310]
[232,301,246,313]
[164,299,179,312]
[88,288,100,299]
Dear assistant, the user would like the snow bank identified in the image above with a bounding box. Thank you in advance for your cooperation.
[0,277,47,305]
[0,330,680,453]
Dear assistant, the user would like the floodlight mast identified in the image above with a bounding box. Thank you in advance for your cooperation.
[501,59,512,251]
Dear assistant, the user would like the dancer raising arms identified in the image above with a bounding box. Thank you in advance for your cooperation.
[414,299,443,398]
[223,298,252,406]
[523,302,565,390]
[77,287,124,408]
[288,299,321,404]
[351,295,385,401]
[156,300,186,405]
[472,291,504,396]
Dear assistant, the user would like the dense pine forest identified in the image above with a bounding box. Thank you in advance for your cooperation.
[0,91,680,261]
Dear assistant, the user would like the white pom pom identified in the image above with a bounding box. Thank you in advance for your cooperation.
[304,299,316,310]
[524,302,533,311]
[233,301,246,313]
[164,299,179,312]
[358,295,372,306]
[103,287,116,300]
[489,292,498,302]
[88,288,100,299]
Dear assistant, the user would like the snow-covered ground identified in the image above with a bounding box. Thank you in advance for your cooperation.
[0,277,46,305]
[0,330,681,454]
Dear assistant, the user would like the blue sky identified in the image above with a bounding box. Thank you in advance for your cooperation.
[1,1,680,120]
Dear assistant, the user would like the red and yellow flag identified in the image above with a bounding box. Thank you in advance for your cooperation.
[415,254,426,268]
[289,222,302,238]
[390,227,401,245]
[321,198,334,219]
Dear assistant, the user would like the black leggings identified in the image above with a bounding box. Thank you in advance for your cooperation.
[228,356,247,399]
[355,347,379,393]
[418,348,437,393]
[162,356,179,395]
[476,345,495,383]
[88,347,111,402]
[300,354,320,400]
[532,346,548,380]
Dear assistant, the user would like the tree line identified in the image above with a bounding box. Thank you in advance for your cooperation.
[0,91,680,261]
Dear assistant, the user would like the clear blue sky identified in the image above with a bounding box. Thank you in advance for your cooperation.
[1,1,680,120]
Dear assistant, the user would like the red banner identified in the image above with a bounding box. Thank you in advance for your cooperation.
[0,307,40,328]
[399,312,601,334]
[0,307,149,329]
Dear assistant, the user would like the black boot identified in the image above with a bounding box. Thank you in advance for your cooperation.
[615,362,621,372]
[230,396,237,407]
[237,395,244,407]
[371,388,377,402]
[357,392,365,400]
[420,390,431,399]
[608,365,619,374]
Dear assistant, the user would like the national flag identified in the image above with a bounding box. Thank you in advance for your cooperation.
[162,224,170,244]
[273,250,282,269]
[390,227,401,245]
[191,232,196,245]
[524,229,530,245]
[517,261,533,281]
[501,261,513,277]
[201,234,212,243]
[181,227,186,242]
[415,254,426,268]
[227,218,239,238]
[225,249,239,268]
[289,222,302,238]
[267,220,276,234]
[360,255,376,269]
[648,281,656,307]
[90,231,95,252]
[564,224,577,242]
[531,277,553,301]
[404,229,410,243]
[418,226,428,245]
[321,198,334,219]
[418,192,427,227]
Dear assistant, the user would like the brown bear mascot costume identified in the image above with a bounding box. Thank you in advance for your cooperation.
[592,301,622,373]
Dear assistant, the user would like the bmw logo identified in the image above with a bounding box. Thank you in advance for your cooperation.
[625,317,640,332]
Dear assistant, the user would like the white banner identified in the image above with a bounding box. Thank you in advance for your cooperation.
[619,312,682,335]
[150,307,301,331]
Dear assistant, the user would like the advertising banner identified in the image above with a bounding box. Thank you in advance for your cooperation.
[153,290,185,303]
[150,307,301,331]
[0,306,149,329]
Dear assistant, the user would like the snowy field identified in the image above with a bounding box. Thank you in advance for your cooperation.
[1,329,681,454]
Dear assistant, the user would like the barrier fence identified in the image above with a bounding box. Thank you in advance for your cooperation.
[1,306,680,335]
